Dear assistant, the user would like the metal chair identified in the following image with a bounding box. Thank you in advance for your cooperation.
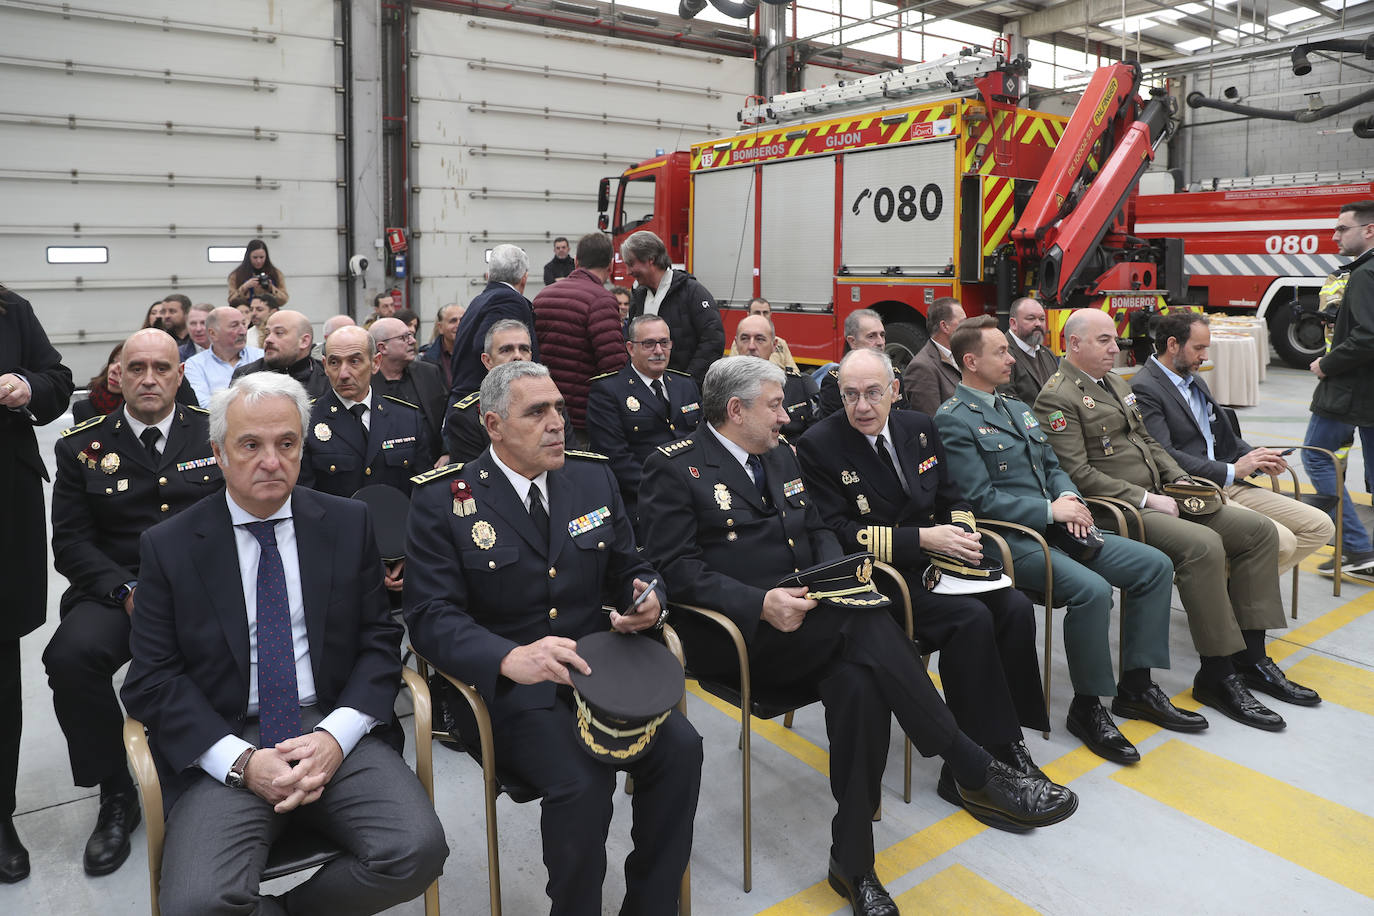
[413,627,692,916]
[122,666,439,916]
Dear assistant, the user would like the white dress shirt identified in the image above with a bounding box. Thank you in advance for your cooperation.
[640,269,676,317]
[333,388,373,432]
[195,491,378,782]
[489,445,549,513]
[122,408,175,458]
[184,345,265,408]
[706,422,752,473]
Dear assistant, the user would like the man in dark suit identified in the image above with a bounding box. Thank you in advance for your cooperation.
[420,303,464,390]
[121,372,447,914]
[640,356,1076,916]
[0,286,74,883]
[936,317,1193,764]
[622,230,723,388]
[797,348,1050,785]
[1002,297,1059,405]
[1132,311,1332,573]
[902,297,965,415]
[405,360,699,915]
[300,325,430,497]
[230,310,330,400]
[369,317,447,464]
[44,329,223,876]
[586,315,702,522]
[447,243,540,400]
[1036,309,1318,731]
[735,313,817,438]
[818,309,886,420]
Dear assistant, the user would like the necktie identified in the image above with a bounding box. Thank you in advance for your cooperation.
[1097,378,1113,397]
[244,520,301,747]
[874,434,907,492]
[651,378,672,424]
[140,427,161,460]
[528,484,550,548]
[993,395,1017,425]
[746,454,767,498]
[349,402,368,431]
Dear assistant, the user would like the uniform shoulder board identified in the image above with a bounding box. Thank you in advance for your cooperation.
[664,368,692,378]
[184,404,209,415]
[827,366,839,379]
[410,462,464,485]
[565,449,609,461]
[60,414,104,437]
[382,395,420,410]
[454,391,480,410]
[588,370,618,383]
[777,433,790,446]
[656,437,694,457]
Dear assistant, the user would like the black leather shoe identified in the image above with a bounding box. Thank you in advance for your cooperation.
[949,760,1078,833]
[1066,697,1140,764]
[1194,673,1286,731]
[83,790,141,876]
[0,818,29,883]
[1238,658,1321,707]
[1112,683,1209,732]
[993,739,1047,780]
[827,858,898,916]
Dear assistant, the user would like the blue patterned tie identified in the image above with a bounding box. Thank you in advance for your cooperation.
[245,520,301,747]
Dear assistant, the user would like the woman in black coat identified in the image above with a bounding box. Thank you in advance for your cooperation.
[0,286,74,882]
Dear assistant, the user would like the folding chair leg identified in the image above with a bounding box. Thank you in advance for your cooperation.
[903,738,912,804]
[783,710,795,729]
[741,706,752,893]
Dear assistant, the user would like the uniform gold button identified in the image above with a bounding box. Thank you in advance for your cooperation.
[633,426,639,432]
[365,467,373,476]
[488,560,496,569]
[788,538,794,547]
[998,444,1005,450]
[548,567,557,579]
[726,518,734,527]
[596,541,606,550]
[329,464,337,473]
[794,567,800,572]
[158,476,168,486]
[160,504,169,512]
[548,608,558,619]
[203,475,210,481]
[105,488,113,495]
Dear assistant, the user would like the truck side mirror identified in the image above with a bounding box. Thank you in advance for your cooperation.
[597,178,610,213]
[598,213,609,231]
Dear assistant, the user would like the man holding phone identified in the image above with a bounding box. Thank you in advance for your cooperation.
[404,360,700,915]
[1131,311,1334,573]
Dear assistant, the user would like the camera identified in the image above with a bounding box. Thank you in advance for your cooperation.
[253,271,273,288]
[348,254,369,277]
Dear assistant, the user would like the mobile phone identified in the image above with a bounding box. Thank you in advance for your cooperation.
[622,578,659,616]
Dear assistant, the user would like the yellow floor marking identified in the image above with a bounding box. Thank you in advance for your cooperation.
[1261,478,1372,506]
[1114,740,1374,900]
[1283,655,1374,717]
[893,864,1039,915]
[1270,588,1374,662]
[685,682,831,777]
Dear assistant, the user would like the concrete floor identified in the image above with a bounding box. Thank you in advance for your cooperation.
[8,362,1374,915]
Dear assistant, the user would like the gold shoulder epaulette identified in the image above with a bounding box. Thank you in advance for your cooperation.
[454,391,480,410]
[827,366,839,378]
[565,449,609,461]
[657,438,694,457]
[664,368,692,378]
[185,404,209,415]
[411,462,465,485]
[382,395,419,410]
[588,370,618,382]
[60,414,103,437]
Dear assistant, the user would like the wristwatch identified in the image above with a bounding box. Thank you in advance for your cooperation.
[226,746,256,789]
[111,580,138,604]
[653,606,669,631]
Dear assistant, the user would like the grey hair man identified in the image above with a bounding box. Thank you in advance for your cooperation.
[183,306,264,407]
[817,309,886,420]
[621,229,724,388]
[447,243,539,398]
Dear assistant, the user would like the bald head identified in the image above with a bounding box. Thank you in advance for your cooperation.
[263,309,314,368]
[323,314,356,338]
[206,306,249,358]
[370,316,417,372]
[119,329,184,424]
[735,313,776,360]
[1063,308,1120,378]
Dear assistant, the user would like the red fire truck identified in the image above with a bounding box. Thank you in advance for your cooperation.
[596,49,1182,368]
[1134,173,1374,368]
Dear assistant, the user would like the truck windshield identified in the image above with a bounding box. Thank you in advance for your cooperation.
[614,174,656,236]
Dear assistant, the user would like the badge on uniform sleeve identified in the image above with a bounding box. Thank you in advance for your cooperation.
[1083,395,1096,409]
[841,470,860,485]
[451,479,476,517]
[714,484,732,510]
[1048,410,1067,432]
[471,520,497,549]
[919,432,927,447]
[314,422,333,442]
[100,452,120,474]
[626,396,641,412]
[783,478,804,498]
[856,494,871,515]
[689,466,700,479]
[918,456,938,474]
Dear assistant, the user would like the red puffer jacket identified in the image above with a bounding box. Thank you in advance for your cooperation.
[533,267,629,428]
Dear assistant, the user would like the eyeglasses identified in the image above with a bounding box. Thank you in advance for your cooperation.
[1334,223,1372,234]
[632,338,673,350]
[378,331,416,344]
[839,386,891,406]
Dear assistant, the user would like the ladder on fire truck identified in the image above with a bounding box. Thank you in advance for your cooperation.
[737,48,1016,126]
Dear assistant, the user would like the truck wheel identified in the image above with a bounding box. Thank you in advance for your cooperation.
[1269,296,1325,369]
[885,321,929,376]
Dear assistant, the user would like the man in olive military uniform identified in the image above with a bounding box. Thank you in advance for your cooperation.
[640,356,1076,916]
[935,317,1193,765]
[1035,309,1319,732]
[735,313,817,438]
[300,325,430,497]
[45,329,223,876]
[796,347,1051,782]
[405,361,701,915]
[586,315,702,521]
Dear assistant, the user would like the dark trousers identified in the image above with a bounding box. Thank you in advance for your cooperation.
[41,598,131,787]
[1,640,18,815]
[907,584,1049,744]
[493,698,702,916]
[750,605,958,877]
